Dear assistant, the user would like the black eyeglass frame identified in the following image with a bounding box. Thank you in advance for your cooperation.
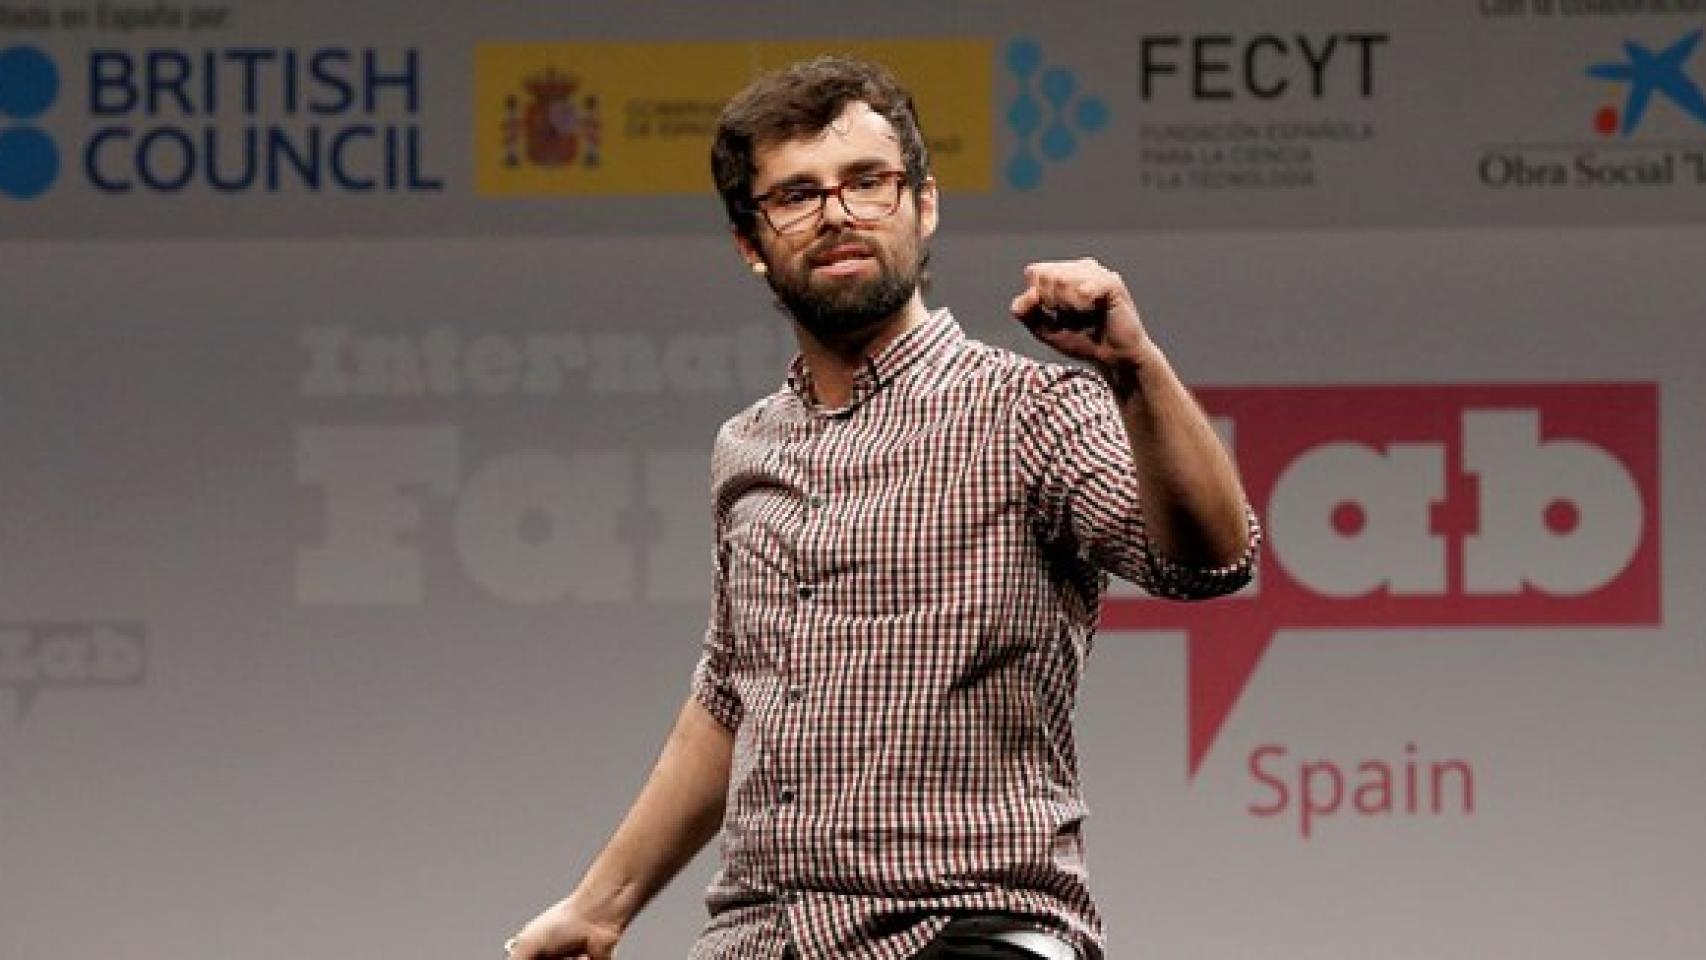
[746,169,915,235]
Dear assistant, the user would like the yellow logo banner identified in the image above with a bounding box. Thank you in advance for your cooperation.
[474,39,993,197]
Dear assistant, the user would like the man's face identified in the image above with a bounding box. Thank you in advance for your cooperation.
[740,102,938,342]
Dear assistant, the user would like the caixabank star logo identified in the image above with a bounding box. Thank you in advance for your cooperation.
[1103,384,1661,780]
[0,45,60,200]
[1586,27,1706,137]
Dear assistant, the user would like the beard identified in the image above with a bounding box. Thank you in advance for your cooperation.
[764,231,925,345]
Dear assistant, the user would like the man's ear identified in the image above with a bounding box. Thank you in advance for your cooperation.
[732,227,767,275]
[917,176,939,241]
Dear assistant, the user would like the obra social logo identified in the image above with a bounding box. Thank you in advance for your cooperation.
[1102,384,1661,778]
[0,45,59,200]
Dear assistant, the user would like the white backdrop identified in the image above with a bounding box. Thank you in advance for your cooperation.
[2,229,1700,960]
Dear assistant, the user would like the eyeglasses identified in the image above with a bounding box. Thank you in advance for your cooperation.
[749,170,911,235]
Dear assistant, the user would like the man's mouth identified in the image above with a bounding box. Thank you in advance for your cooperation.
[809,242,877,275]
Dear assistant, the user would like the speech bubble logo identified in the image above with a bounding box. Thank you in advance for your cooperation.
[0,621,147,721]
[1103,384,1661,778]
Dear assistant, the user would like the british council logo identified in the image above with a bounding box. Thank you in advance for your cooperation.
[0,45,61,201]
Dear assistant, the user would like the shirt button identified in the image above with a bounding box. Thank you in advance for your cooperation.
[778,787,796,804]
[808,494,825,509]
[796,584,815,600]
[786,686,805,703]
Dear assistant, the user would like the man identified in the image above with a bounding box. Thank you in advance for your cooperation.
[508,56,1257,960]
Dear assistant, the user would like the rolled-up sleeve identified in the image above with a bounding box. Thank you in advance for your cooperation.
[1014,366,1259,600]
[690,503,745,730]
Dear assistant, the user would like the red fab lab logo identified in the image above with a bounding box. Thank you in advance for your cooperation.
[1103,383,1662,778]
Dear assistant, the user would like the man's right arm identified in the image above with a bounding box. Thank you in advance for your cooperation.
[508,695,734,960]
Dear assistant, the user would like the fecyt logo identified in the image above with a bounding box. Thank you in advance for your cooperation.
[1105,384,1661,777]
[1004,38,1107,190]
[0,44,59,200]
[1139,32,1389,101]
[1585,28,1706,137]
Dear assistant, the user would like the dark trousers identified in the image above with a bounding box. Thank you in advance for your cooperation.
[781,915,1077,959]
[782,943,1049,960]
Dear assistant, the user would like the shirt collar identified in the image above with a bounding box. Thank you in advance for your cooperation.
[786,308,962,416]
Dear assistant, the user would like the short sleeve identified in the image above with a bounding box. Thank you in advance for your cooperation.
[1013,366,1258,600]
[690,502,744,730]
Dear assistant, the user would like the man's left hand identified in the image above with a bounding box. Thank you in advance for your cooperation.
[1010,258,1154,372]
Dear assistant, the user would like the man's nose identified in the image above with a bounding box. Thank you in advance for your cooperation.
[819,193,853,229]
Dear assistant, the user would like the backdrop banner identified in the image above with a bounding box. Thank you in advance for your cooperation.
[2,4,1703,960]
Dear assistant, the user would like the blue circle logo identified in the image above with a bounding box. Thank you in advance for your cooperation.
[0,127,58,199]
[0,45,61,200]
[0,45,59,119]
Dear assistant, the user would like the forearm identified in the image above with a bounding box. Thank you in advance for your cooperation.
[1100,341,1250,568]
[567,696,733,929]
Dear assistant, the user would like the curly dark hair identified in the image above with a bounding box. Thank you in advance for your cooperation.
[711,55,931,240]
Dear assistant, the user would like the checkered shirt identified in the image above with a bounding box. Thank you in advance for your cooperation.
[688,309,1258,960]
